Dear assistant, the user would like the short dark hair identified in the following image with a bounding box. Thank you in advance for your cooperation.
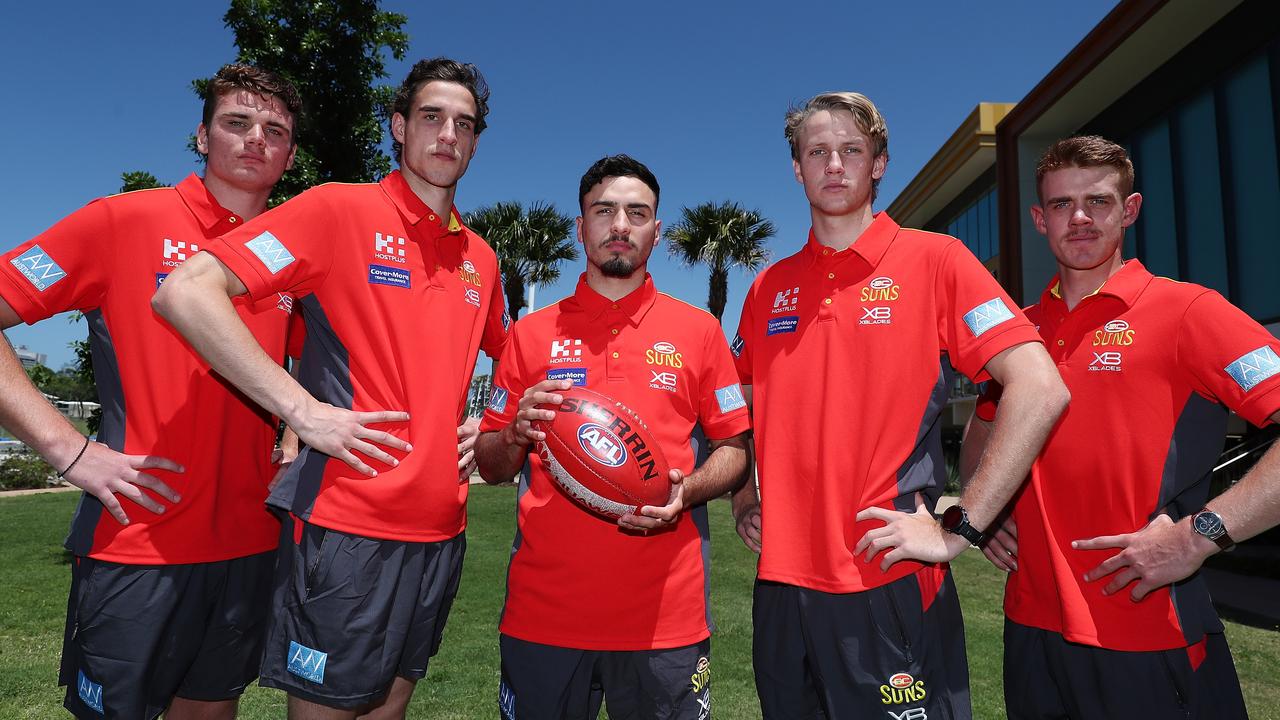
[1035,135,1135,201]
[201,64,303,144]
[391,57,490,160]
[578,155,661,212]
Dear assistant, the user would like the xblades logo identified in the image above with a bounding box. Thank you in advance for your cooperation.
[1089,351,1122,372]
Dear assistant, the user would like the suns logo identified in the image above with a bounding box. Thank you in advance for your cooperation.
[860,276,900,302]
[880,673,927,705]
[645,341,684,368]
[458,259,483,287]
[1093,319,1135,346]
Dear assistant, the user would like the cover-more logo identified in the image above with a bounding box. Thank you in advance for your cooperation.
[162,238,198,266]
[374,232,407,263]
[550,338,583,363]
[772,286,799,314]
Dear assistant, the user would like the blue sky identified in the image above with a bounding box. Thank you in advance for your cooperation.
[0,0,1118,370]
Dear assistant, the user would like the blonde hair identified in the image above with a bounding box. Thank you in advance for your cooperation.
[784,92,889,199]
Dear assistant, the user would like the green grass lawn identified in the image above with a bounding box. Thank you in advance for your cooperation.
[2,487,1277,718]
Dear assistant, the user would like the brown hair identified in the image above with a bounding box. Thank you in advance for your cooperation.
[1035,135,1134,200]
[784,92,889,200]
[201,64,303,144]
[391,57,491,160]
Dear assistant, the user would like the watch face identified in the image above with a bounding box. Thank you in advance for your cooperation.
[1194,512,1223,537]
[941,505,964,531]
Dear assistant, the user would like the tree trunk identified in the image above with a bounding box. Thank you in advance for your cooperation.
[504,275,527,319]
[708,266,728,324]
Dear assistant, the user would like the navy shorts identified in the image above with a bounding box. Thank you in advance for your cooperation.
[498,634,713,720]
[257,517,465,710]
[1004,620,1247,719]
[59,550,276,719]
[753,569,971,720]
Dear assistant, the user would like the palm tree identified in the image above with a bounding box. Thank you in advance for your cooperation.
[464,201,578,318]
[666,201,775,323]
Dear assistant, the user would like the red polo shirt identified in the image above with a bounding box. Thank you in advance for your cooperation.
[0,174,292,564]
[977,261,1280,651]
[481,275,750,649]
[204,170,508,542]
[733,213,1041,594]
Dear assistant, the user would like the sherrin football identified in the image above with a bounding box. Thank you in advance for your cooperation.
[533,386,671,519]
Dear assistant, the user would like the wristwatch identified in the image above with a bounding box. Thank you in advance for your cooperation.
[1191,509,1235,552]
[941,505,987,546]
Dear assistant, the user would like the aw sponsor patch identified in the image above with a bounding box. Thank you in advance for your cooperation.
[1225,346,1280,392]
[244,231,295,274]
[715,384,747,413]
[488,386,509,413]
[286,640,328,684]
[10,244,67,291]
[962,298,1014,337]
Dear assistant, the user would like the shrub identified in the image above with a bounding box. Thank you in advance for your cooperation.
[0,451,57,491]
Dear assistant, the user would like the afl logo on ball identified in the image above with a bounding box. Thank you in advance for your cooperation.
[577,423,628,467]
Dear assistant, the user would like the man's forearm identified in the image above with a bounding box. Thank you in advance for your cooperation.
[475,429,528,484]
[0,335,87,468]
[681,434,749,506]
[153,260,309,424]
[960,373,1067,531]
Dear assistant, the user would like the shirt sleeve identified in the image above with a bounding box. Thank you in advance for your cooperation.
[696,322,752,441]
[935,241,1042,383]
[1177,290,1280,427]
[730,279,759,386]
[202,187,337,301]
[480,271,511,360]
[479,324,531,433]
[0,199,113,323]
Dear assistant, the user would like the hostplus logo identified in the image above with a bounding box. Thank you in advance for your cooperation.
[162,238,198,267]
[772,286,799,314]
[550,338,583,364]
[374,232,407,264]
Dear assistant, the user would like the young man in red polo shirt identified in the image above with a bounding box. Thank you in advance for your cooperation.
[154,58,509,719]
[729,91,1069,719]
[965,136,1280,719]
[0,65,300,719]
[475,154,750,719]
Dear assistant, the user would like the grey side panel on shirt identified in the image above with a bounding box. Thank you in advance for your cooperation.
[1155,392,1230,645]
[269,295,352,518]
[892,358,956,513]
[63,309,122,555]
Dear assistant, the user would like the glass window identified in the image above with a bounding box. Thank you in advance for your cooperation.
[1220,53,1280,321]
[1133,119,1180,279]
[1173,89,1229,295]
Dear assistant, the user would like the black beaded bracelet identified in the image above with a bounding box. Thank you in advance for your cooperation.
[58,436,91,478]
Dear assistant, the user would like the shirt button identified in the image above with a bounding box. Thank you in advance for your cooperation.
[827,273,835,279]
[435,264,441,270]
[612,303,619,309]
[824,298,833,305]
[612,352,620,359]
[822,249,830,256]
[1057,339,1065,346]
[611,329,619,335]
[228,216,237,223]
[429,214,437,222]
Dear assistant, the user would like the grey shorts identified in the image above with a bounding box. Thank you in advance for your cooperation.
[257,516,465,710]
[499,634,713,720]
[60,550,276,719]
